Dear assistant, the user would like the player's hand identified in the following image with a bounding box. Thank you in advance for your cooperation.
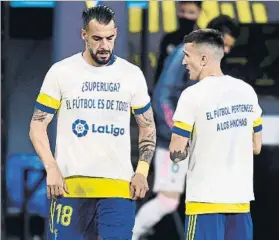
[46,163,69,199]
[130,173,149,200]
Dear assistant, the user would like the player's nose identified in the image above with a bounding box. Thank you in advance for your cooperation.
[99,38,109,48]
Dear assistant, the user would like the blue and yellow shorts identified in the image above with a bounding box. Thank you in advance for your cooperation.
[47,197,136,240]
[185,213,253,240]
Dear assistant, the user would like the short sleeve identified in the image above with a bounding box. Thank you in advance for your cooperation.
[35,64,61,114]
[131,67,151,115]
[253,95,263,133]
[172,88,196,138]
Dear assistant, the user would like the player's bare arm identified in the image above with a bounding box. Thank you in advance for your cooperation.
[29,108,68,198]
[136,107,156,165]
[169,133,189,163]
[130,107,156,199]
[30,108,55,164]
[253,131,262,155]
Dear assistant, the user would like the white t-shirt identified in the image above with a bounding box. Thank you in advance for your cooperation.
[172,75,262,211]
[35,53,150,198]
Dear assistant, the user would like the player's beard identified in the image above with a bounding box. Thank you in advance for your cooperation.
[89,48,112,66]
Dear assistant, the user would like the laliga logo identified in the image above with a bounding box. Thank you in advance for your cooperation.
[72,119,89,137]
[72,119,125,137]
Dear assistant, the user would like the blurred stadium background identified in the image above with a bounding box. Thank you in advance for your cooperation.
[1,1,279,239]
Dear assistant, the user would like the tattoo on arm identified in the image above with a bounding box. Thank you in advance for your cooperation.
[169,133,189,162]
[134,108,154,128]
[135,108,156,164]
[139,132,156,164]
[170,146,188,162]
[32,108,48,122]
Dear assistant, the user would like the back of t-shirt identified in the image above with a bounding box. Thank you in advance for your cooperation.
[172,75,262,204]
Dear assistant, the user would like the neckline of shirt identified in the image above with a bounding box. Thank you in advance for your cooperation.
[202,75,228,81]
[77,52,117,72]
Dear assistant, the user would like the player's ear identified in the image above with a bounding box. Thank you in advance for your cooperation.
[200,55,208,66]
[81,28,87,42]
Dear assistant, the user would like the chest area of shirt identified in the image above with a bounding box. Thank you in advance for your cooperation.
[59,73,134,113]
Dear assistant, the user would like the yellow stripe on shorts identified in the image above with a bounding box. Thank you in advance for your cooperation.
[186,215,197,240]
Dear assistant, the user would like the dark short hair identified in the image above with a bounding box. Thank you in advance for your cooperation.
[178,1,202,9]
[207,15,240,39]
[82,5,115,29]
[184,29,224,50]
